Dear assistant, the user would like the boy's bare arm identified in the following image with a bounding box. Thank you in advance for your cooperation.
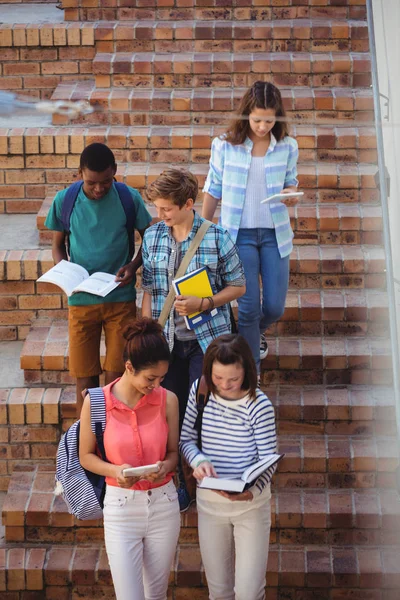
[52,231,68,264]
[141,291,152,318]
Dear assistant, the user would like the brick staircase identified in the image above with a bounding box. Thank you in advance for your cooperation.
[1,0,400,597]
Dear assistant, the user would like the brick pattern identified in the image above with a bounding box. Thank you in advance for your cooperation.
[0,128,379,214]
[62,1,367,23]
[37,196,383,246]
[93,51,372,89]
[20,316,392,385]
[0,25,95,100]
[0,251,67,341]
[3,467,400,544]
[0,389,75,491]
[51,82,375,126]
[1,542,398,597]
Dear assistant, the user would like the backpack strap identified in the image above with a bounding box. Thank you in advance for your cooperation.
[114,182,137,260]
[193,376,210,452]
[88,387,107,463]
[60,181,83,233]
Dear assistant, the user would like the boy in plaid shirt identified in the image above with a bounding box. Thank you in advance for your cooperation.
[142,168,245,511]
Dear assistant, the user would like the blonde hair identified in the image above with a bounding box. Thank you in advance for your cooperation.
[146,168,198,208]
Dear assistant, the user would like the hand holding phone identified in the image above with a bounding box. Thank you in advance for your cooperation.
[261,191,304,204]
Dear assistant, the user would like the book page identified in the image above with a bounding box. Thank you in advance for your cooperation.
[37,260,89,297]
[241,454,283,484]
[72,272,120,297]
[198,476,245,493]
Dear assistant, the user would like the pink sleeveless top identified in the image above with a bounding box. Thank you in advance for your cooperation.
[103,380,173,490]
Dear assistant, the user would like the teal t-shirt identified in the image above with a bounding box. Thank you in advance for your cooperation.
[44,183,152,306]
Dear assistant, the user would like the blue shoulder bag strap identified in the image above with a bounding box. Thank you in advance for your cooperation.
[60,180,83,256]
[88,387,107,462]
[60,180,83,233]
[114,182,137,260]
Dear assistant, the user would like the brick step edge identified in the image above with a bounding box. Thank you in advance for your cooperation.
[0,542,399,592]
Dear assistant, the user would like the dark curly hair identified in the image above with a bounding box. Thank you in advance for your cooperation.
[123,318,170,372]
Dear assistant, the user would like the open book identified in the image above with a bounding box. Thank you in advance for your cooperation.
[173,266,218,330]
[37,260,120,298]
[198,453,284,493]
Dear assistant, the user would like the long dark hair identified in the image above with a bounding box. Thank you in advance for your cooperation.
[224,81,289,145]
[202,334,258,400]
[123,318,170,372]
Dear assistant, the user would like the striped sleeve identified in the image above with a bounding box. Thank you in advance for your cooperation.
[248,392,278,496]
[203,137,224,200]
[179,380,210,468]
[284,137,299,189]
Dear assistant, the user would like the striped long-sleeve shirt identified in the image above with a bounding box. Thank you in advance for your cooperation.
[179,381,277,496]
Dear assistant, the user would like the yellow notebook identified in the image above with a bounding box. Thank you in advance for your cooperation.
[173,266,218,330]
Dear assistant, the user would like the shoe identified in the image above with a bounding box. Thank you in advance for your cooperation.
[178,484,192,513]
[260,334,269,360]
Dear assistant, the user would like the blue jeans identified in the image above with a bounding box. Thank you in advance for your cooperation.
[162,338,204,431]
[236,228,290,373]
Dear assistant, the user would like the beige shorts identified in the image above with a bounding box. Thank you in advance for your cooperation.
[68,301,136,378]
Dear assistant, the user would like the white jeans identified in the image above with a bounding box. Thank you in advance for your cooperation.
[196,486,272,600]
[103,480,180,600]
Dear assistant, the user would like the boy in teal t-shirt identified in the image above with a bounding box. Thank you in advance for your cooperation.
[45,143,152,413]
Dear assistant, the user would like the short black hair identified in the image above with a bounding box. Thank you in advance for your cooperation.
[79,143,117,173]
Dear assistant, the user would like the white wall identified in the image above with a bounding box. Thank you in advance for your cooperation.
[372,0,400,355]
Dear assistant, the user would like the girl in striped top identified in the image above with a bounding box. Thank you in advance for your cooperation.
[180,334,277,600]
[202,81,299,374]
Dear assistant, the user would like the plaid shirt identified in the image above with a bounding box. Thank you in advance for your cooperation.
[203,134,299,258]
[142,212,245,353]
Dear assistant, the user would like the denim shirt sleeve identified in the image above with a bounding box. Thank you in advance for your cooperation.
[217,229,246,286]
[284,137,299,188]
[141,232,152,293]
[203,137,224,200]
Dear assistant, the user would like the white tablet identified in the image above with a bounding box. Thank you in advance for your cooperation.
[122,464,160,477]
[261,191,304,204]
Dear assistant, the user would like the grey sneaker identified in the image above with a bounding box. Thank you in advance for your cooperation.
[260,334,269,360]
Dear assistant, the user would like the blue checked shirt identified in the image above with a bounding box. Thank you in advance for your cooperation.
[203,134,299,258]
[142,212,245,353]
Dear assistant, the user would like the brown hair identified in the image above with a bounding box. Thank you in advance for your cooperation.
[123,318,170,372]
[224,81,289,146]
[146,168,199,208]
[202,334,258,400]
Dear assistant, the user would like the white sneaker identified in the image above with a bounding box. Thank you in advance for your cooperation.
[260,334,269,360]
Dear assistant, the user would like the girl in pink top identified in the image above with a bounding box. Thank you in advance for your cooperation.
[79,318,180,600]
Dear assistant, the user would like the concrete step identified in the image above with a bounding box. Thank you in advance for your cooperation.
[3,467,400,545]
[62,0,367,23]
[37,196,383,245]
[93,51,372,89]
[51,82,374,126]
[0,387,75,491]
[20,313,392,384]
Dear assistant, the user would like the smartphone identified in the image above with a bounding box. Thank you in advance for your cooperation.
[261,191,304,204]
[122,464,160,477]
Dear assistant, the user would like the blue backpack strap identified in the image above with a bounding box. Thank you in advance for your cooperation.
[88,387,107,462]
[60,180,83,233]
[114,182,137,259]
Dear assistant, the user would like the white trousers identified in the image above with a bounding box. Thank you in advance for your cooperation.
[196,486,272,600]
[103,480,180,600]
